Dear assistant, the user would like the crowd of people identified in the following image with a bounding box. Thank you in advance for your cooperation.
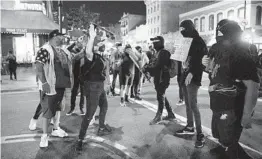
[27,19,260,159]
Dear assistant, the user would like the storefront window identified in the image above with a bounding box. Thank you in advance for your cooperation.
[194,18,199,31]
[209,15,214,31]
[238,7,245,19]
[256,6,262,25]
[217,12,223,23]
[200,17,205,32]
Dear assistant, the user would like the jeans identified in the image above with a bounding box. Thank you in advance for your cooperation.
[70,76,84,110]
[79,81,108,140]
[177,74,184,100]
[9,67,16,80]
[182,83,202,134]
[155,83,173,115]
[111,69,119,93]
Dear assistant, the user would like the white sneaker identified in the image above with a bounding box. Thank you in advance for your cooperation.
[29,118,37,131]
[39,134,49,148]
[51,127,68,137]
[89,115,96,126]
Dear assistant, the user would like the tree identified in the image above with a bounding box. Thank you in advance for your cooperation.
[65,4,101,30]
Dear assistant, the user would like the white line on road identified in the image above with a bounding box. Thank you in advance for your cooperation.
[1,90,38,95]
[1,133,140,159]
[115,88,262,156]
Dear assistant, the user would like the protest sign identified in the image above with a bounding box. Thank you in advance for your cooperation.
[171,34,193,62]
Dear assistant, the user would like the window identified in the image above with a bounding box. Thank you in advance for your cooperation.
[157,27,159,34]
[154,17,156,23]
[238,7,245,19]
[256,6,262,25]
[217,12,223,23]
[154,28,156,34]
[157,3,159,10]
[209,15,214,31]
[151,29,153,34]
[194,18,199,31]
[151,7,153,13]
[151,18,153,24]
[200,17,205,32]
[158,16,160,21]
[154,5,156,12]
[227,10,234,19]
[148,9,150,14]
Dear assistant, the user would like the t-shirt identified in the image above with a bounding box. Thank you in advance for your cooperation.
[35,47,71,88]
[208,42,259,112]
[81,53,106,82]
[120,52,135,76]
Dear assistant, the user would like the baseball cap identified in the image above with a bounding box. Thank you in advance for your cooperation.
[48,29,65,40]
[150,36,164,44]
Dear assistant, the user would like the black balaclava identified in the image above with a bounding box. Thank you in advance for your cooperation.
[180,20,198,38]
[152,36,164,52]
[216,19,242,43]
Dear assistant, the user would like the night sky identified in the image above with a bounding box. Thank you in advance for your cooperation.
[61,1,146,26]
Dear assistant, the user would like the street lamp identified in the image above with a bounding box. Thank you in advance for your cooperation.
[58,0,63,32]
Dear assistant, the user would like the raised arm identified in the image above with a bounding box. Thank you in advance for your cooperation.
[85,24,97,61]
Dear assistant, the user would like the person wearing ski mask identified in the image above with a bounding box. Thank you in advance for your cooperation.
[202,19,259,159]
[146,36,176,125]
[175,20,207,148]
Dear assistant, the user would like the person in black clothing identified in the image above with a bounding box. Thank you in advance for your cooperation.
[176,61,185,106]
[175,20,207,148]
[203,19,259,159]
[144,36,176,125]
[77,24,112,151]
[6,50,17,80]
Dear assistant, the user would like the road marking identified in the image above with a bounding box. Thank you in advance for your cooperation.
[115,88,262,156]
[1,90,38,95]
[1,133,140,159]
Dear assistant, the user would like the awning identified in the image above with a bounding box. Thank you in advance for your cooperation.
[1,10,59,34]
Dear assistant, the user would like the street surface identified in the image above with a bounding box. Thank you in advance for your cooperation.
[1,67,262,159]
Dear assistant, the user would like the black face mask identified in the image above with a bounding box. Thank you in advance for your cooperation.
[181,30,188,37]
[216,36,224,43]
[153,42,163,51]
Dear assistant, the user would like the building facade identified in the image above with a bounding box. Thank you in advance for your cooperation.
[119,12,146,44]
[179,0,262,48]
[144,0,214,38]
[1,0,59,63]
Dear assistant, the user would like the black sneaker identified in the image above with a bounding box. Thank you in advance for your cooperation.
[130,94,135,98]
[97,124,112,136]
[135,96,142,101]
[80,109,85,116]
[175,125,195,135]
[125,95,130,103]
[149,114,162,125]
[120,98,126,107]
[66,109,75,116]
[162,114,176,121]
[195,133,205,148]
[76,140,83,151]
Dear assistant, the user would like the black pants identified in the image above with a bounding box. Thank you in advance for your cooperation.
[111,69,119,93]
[177,74,183,100]
[33,90,43,120]
[79,81,108,140]
[70,76,84,110]
[154,82,173,115]
[131,67,142,96]
[9,67,16,80]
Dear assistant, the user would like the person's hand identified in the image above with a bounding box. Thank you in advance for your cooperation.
[89,24,97,39]
[42,82,51,94]
[241,114,252,129]
[185,73,193,86]
[202,55,210,68]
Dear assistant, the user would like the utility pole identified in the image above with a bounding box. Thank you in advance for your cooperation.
[58,0,63,32]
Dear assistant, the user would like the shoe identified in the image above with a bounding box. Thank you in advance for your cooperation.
[80,109,85,116]
[149,114,162,125]
[120,98,126,107]
[89,115,96,126]
[29,118,37,131]
[162,114,176,121]
[175,125,195,135]
[130,94,135,98]
[195,133,205,148]
[135,96,142,101]
[51,127,68,137]
[125,95,130,103]
[97,124,112,136]
[76,140,83,151]
[176,100,185,106]
[39,134,49,148]
[66,109,75,116]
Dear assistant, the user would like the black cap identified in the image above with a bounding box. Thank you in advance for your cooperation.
[180,20,195,28]
[116,42,122,47]
[48,29,64,40]
[150,36,164,44]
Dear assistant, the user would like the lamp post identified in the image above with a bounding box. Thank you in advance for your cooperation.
[58,0,63,33]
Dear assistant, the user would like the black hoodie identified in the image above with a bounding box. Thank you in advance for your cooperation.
[180,20,207,86]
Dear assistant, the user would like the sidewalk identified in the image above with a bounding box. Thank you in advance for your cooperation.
[1,67,37,92]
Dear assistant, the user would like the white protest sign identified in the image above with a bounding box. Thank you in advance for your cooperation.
[171,34,193,62]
